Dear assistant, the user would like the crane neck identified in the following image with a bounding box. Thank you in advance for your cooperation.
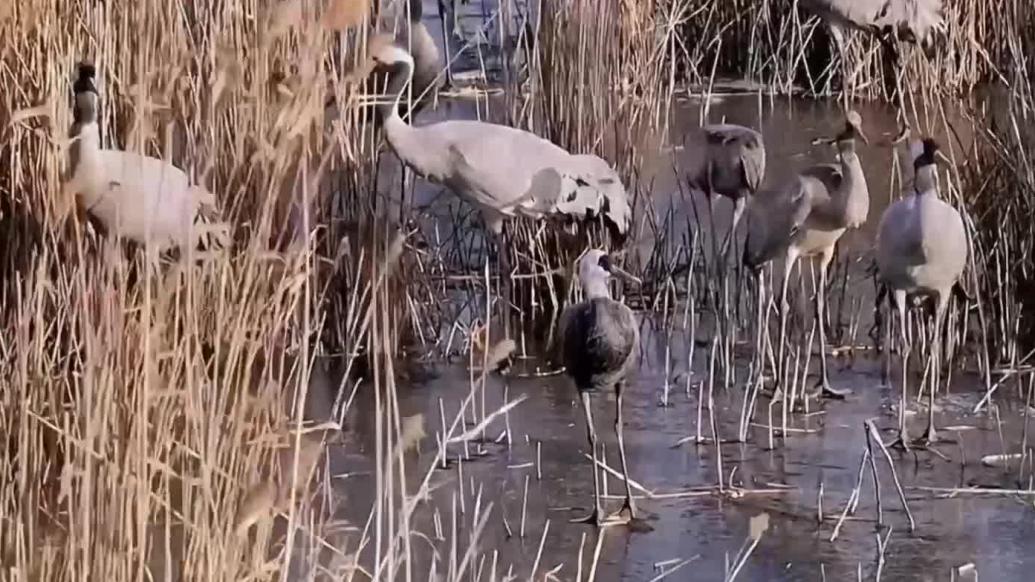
[834,139,869,226]
[70,91,102,175]
[914,165,938,196]
[380,57,415,131]
[582,276,612,301]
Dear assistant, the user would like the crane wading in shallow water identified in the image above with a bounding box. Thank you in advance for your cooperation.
[799,0,945,111]
[65,63,227,258]
[368,42,632,307]
[744,111,871,399]
[684,124,766,265]
[559,249,640,526]
[876,135,967,448]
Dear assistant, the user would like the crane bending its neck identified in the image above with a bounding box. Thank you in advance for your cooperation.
[377,46,416,127]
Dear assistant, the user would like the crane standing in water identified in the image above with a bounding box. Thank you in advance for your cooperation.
[744,111,871,399]
[559,250,640,526]
[684,124,766,265]
[876,136,967,447]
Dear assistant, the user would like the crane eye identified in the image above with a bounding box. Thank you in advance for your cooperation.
[597,255,612,272]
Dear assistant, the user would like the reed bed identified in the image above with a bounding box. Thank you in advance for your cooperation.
[2,0,1035,579]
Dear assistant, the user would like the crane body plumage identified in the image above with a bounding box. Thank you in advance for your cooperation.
[876,190,966,294]
[559,298,638,394]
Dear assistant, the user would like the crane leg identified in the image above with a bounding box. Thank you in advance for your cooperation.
[812,251,849,399]
[877,35,908,122]
[830,25,850,107]
[492,229,513,339]
[610,382,637,522]
[773,251,798,399]
[918,295,949,446]
[890,290,911,450]
[436,0,454,88]
[705,192,722,273]
[719,195,746,261]
[571,391,603,526]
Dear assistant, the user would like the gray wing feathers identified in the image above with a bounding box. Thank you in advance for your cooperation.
[744,177,814,268]
[560,299,638,391]
[800,164,842,192]
[741,143,766,193]
[692,125,766,196]
[441,123,630,233]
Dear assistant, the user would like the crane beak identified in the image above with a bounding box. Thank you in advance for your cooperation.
[610,264,642,286]
[856,127,870,145]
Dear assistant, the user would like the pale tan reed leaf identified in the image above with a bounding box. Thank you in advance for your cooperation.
[980,453,1023,468]
[211,42,243,106]
[485,339,516,372]
[235,480,279,534]
[278,432,328,494]
[447,395,528,444]
[322,0,369,32]
[382,230,407,273]
[749,512,770,541]
[9,103,52,126]
[267,0,304,40]
[288,421,342,435]
[399,413,426,454]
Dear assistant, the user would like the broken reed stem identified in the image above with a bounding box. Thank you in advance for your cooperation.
[865,420,916,532]
[864,426,884,528]
[830,449,871,542]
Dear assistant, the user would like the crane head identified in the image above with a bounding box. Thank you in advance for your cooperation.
[838,110,869,145]
[914,138,940,169]
[74,62,97,94]
[578,249,640,289]
[72,61,99,124]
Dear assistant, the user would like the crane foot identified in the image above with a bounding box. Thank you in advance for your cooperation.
[570,508,603,527]
[913,426,942,449]
[809,380,850,400]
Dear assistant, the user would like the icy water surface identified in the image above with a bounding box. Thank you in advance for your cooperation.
[315,323,1033,581]
[318,5,1032,579]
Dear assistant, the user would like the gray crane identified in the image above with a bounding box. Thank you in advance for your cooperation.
[876,136,967,447]
[369,42,632,247]
[684,124,766,262]
[744,111,870,399]
[558,249,640,526]
[800,0,945,109]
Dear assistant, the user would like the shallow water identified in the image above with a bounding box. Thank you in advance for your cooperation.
[319,6,1035,581]
[316,320,1033,581]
